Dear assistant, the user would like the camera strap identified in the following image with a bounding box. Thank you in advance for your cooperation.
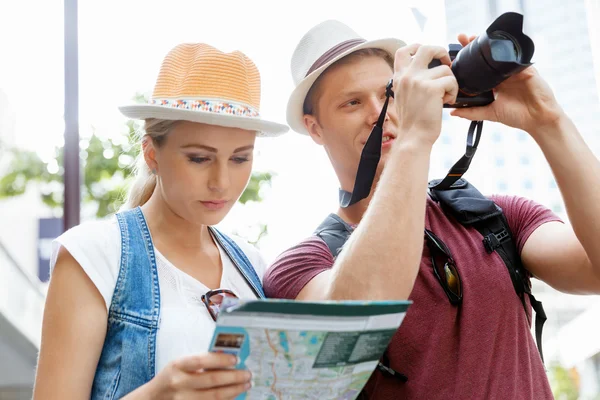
[339,80,394,207]
[428,120,483,190]
[339,79,484,207]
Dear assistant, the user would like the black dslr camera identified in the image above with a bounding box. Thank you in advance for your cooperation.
[429,12,535,108]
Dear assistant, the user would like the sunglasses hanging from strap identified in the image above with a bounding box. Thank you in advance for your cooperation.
[338,79,484,206]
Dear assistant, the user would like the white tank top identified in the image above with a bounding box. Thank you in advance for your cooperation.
[50,215,266,374]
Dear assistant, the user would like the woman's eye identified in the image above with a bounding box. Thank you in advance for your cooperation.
[231,157,250,164]
[188,156,210,164]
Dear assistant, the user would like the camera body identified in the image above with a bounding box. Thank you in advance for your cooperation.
[429,44,495,108]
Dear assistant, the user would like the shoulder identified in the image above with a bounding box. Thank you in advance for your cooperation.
[280,235,334,258]
[52,217,120,266]
[217,231,268,280]
[489,194,549,213]
[488,194,561,225]
[489,194,562,251]
[51,216,121,310]
[264,235,334,299]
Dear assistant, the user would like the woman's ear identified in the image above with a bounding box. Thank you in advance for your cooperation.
[142,136,158,174]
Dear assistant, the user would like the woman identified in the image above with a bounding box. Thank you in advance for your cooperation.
[33,43,288,399]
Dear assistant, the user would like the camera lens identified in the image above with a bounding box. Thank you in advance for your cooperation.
[447,12,534,97]
[489,32,522,63]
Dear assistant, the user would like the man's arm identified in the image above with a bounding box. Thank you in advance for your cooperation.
[297,141,432,301]
[520,116,600,294]
[451,34,600,295]
[298,44,459,301]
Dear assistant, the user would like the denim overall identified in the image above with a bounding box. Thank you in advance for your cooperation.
[90,207,265,399]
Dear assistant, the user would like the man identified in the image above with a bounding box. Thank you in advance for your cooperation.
[263,19,600,399]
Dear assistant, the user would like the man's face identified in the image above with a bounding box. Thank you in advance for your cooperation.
[305,55,399,186]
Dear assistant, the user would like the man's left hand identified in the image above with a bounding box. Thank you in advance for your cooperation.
[449,34,566,137]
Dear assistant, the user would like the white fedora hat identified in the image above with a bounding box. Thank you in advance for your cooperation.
[120,43,288,137]
[287,20,406,135]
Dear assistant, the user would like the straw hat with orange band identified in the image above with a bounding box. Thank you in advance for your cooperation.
[120,43,288,136]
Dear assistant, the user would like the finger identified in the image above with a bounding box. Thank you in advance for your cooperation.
[201,382,252,400]
[422,64,453,80]
[435,76,459,105]
[173,353,237,373]
[394,43,421,72]
[450,106,497,122]
[443,93,457,106]
[189,369,252,390]
[457,34,477,47]
[457,33,470,47]
[412,45,451,69]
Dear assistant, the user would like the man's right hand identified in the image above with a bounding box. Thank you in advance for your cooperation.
[392,44,458,147]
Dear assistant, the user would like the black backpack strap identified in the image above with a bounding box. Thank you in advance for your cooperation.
[429,178,547,363]
[473,212,547,362]
[313,214,354,259]
[528,292,547,363]
[376,351,408,383]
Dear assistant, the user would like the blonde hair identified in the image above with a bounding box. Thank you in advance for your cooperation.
[122,119,178,210]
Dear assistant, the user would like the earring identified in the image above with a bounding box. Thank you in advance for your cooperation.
[151,169,157,175]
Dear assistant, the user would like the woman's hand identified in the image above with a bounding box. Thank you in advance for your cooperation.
[127,352,252,400]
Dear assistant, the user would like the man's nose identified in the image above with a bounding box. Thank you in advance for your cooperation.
[367,96,389,127]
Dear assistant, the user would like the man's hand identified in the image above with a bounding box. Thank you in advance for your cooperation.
[393,44,459,147]
[450,34,565,138]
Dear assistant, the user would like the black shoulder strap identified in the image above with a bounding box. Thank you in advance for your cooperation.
[313,213,354,259]
[429,178,547,363]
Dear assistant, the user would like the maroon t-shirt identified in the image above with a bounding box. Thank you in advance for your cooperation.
[264,195,561,399]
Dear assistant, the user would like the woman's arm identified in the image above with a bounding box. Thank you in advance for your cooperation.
[33,246,108,399]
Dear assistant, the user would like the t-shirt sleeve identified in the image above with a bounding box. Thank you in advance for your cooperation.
[263,236,334,299]
[50,218,121,311]
[491,195,563,254]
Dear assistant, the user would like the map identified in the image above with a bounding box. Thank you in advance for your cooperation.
[241,329,376,399]
[208,299,411,400]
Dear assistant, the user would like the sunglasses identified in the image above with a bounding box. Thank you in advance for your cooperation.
[201,289,239,321]
[424,229,463,305]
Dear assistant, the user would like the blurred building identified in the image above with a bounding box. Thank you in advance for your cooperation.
[0,90,16,148]
[0,82,44,400]
[442,0,600,397]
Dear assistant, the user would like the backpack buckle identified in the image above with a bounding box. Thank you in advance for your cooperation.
[483,229,509,253]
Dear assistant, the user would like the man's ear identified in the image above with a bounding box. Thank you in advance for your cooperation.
[142,136,159,174]
[304,114,325,145]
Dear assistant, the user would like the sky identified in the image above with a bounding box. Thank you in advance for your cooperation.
[0,0,449,262]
